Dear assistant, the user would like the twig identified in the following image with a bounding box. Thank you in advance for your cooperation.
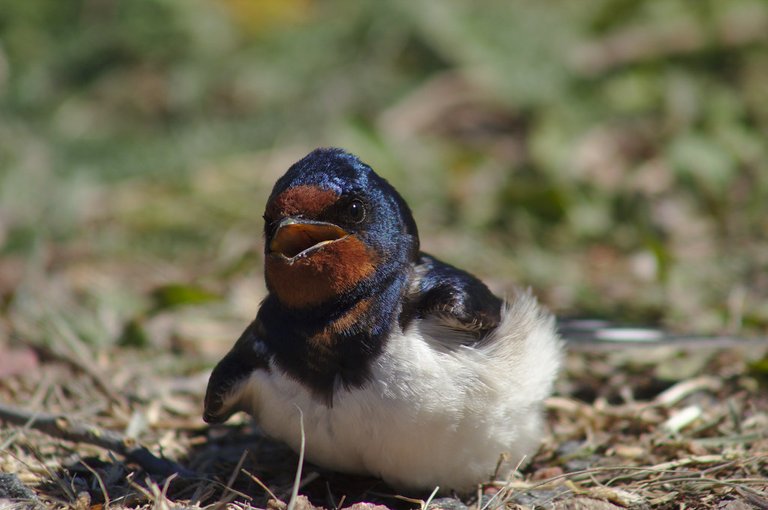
[0,402,193,478]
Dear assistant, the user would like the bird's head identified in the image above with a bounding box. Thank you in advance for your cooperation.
[263,148,419,310]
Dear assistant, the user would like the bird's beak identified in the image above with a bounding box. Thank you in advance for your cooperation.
[269,218,348,260]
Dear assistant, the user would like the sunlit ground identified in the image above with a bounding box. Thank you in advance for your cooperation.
[1,1,767,508]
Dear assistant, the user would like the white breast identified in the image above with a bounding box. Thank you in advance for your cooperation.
[235,291,563,491]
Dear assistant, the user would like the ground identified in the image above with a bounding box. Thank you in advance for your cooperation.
[2,1,768,508]
[1,322,766,509]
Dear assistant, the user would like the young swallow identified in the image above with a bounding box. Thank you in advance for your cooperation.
[203,148,562,492]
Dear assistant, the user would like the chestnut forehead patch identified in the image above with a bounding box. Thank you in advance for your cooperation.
[267,185,339,219]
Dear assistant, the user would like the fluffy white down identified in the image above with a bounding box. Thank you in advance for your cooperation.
[232,290,563,491]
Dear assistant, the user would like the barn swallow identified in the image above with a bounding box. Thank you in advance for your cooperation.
[204,148,562,491]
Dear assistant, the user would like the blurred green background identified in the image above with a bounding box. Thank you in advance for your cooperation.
[1,0,767,355]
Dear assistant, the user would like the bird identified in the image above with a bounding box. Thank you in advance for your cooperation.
[203,148,563,492]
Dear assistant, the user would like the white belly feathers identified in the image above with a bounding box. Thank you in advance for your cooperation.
[236,291,562,491]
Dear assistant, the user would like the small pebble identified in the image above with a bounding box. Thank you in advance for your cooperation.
[426,497,469,510]
[0,473,38,502]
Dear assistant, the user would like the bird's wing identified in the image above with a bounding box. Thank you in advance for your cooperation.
[203,319,270,423]
[401,253,503,343]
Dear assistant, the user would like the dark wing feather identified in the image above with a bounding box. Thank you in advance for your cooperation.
[401,253,503,341]
[203,319,270,423]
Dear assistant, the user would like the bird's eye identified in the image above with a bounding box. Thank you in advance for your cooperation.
[347,200,366,223]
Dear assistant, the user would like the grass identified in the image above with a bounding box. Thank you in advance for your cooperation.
[1,0,768,508]
[0,329,765,508]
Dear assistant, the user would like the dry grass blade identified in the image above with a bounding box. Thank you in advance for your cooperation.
[482,455,527,510]
[242,469,279,501]
[35,319,129,412]
[421,486,439,510]
[287,406,306,510]
[213,449,252,509]
[0,402,193,478]
[80,459,111,508]
[0,406,40,452]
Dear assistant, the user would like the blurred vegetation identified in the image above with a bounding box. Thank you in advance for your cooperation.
[1,0,767,353]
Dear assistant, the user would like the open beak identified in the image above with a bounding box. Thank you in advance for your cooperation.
[269,218,348,261]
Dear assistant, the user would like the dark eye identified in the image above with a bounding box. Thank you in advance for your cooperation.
[347,200,366,223]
